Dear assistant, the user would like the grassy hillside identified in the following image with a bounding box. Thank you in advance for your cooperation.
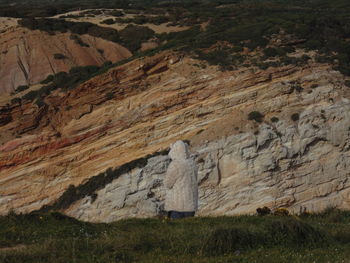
[0,209,349,263]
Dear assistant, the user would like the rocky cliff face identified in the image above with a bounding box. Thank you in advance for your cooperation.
[0,26,131,93]
[0,50,349,221]
[66,100,350,222]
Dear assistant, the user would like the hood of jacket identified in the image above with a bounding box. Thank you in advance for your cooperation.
[169,140,189,160]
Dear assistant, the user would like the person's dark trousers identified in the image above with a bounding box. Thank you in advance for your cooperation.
[167,211,195,219]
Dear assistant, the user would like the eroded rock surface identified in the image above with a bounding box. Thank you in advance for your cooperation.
[65,101,350,222]
[0,27,132,93]
[0,50,349,221]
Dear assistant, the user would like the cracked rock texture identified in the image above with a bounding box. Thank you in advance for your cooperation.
[66,100,350,222]
[0,27,131,93]
[0,50,350,221]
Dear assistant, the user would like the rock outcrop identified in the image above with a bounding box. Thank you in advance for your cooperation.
[66,100,350,222]
[0,27,132,93]
[0,50,349,221]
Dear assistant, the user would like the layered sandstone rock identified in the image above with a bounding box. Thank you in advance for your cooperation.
[65,100,350,222]
[0,50,349,221]
[0,26,132,93]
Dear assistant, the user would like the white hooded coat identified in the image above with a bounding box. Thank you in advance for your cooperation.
[164,141,198,212]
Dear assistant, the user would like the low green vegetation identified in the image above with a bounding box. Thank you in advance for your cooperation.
[10,97,21,104]
[69,35,90,47]
[18,18,157,53]
[21,62,113,105]
[14,85,29,93]
[105,91,114,100]
[53,53,66,60]
[270,117,279,123]
[0,208,349,263]
[18,18,121,44]
[248,111,264,123]
[119,25,155,52]
[114,15,170,25]
[291,113,300,122]
[101,18,115,25]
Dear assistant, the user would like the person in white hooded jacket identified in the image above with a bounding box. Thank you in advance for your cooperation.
[164,140,198,219]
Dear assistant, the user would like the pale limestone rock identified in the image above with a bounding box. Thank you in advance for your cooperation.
[1,51,350,221]
[65,101,350,222]
[66,156,170,222]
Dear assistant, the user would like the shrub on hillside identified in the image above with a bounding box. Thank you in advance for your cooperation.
[304,39,322,50]
[270,116,279,123]
[53,53,66,60]
[248,111,264,123]
[35,97,47,108]
[88,26,120,43]
[15,85,29,93]
[119,25,155,52]
[18,18,121,45]
[273,208,289,216]
[22,90,39,101]
[40,75,54,84]
[110,10,124,17]
[291,113,300,121]
[70,34,90,47]
[257,207,271,216]
[105,91,114,100]
[101,18,115,25]
[133,15,148,25]
[11,97,22,104]
[263,47,279,58]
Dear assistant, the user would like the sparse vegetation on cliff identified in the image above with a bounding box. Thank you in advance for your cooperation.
[248,111,264,123]
[291,113,300,122]
[18,18,121,44]
[53,53,66,60]
[0,209,349,263]
[69,34,90,47]
[270,117,279,123]
[21,62,114,102]
[119,24,155,52]
[14,85,29,93]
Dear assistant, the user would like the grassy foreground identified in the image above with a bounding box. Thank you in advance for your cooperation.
[0,209,349,263]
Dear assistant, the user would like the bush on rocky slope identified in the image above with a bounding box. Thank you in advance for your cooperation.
[21,63,112,103]
[248,111,264,123]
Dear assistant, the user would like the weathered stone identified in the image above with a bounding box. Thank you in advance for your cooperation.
[1,50,350,221]
[63,101,350,221]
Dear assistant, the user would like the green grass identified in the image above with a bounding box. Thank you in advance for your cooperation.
[0,209,349,263]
